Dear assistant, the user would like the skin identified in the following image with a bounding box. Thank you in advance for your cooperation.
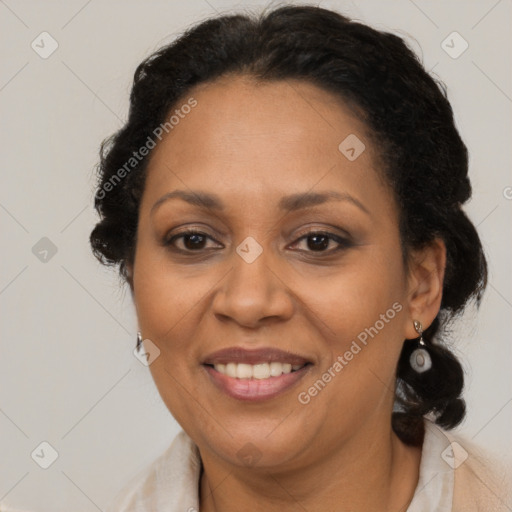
[128,75,446,512]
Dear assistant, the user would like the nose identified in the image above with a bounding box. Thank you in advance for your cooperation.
[211,242,295,329]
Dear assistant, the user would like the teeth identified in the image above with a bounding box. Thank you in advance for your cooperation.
[226,363,236,378]
[236,363,253,379]
[253,363,270,379]
[213,362,304,379]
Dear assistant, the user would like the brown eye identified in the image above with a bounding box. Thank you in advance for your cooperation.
[292,231,352,254]
[306,234,330,251]
[182,233,207,250]
[165,230,220,252]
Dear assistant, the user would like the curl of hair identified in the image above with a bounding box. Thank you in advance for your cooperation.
[90,5,488,445]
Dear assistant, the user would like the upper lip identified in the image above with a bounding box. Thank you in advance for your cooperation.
[202,347,311,366]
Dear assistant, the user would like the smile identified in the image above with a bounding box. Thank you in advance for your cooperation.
[201,346,313,401]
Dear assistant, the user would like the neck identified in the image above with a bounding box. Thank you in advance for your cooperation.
[199,419,422,512]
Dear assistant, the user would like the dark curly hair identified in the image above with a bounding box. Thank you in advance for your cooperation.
[90,5,488,446]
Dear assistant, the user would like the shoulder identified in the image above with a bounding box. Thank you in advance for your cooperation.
[408,420,511,512]
[438,425,512,512]
[105,430,202,512]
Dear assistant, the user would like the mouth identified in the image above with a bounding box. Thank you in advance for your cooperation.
[201,347,313,401]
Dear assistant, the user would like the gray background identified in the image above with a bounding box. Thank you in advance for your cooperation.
[1,0,511,510]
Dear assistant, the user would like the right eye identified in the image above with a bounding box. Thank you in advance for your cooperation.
[164,230,222,253]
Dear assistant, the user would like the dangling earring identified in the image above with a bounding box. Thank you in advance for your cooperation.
[136,331,142,351]
[409,320,432,373]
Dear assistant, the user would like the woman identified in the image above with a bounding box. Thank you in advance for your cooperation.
[90,5,511,511]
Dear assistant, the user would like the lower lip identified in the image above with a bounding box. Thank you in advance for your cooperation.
[203,365,311,402]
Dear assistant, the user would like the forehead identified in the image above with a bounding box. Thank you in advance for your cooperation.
[142,75,394,219]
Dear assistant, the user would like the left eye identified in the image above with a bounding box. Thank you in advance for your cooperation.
[291,232,351,253]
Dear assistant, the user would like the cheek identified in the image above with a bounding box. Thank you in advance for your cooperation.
[308,249,405,345]
[133,241,210,342]
[133,248,210,427]
[299,249,406,406]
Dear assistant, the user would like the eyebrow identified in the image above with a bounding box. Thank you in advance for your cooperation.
[150,189,370,216]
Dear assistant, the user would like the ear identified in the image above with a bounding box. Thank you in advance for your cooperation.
[404,238,446,340]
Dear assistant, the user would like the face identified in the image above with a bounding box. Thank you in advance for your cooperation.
[132,75,416,470]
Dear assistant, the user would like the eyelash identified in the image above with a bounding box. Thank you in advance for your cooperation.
[164,229,352,256]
